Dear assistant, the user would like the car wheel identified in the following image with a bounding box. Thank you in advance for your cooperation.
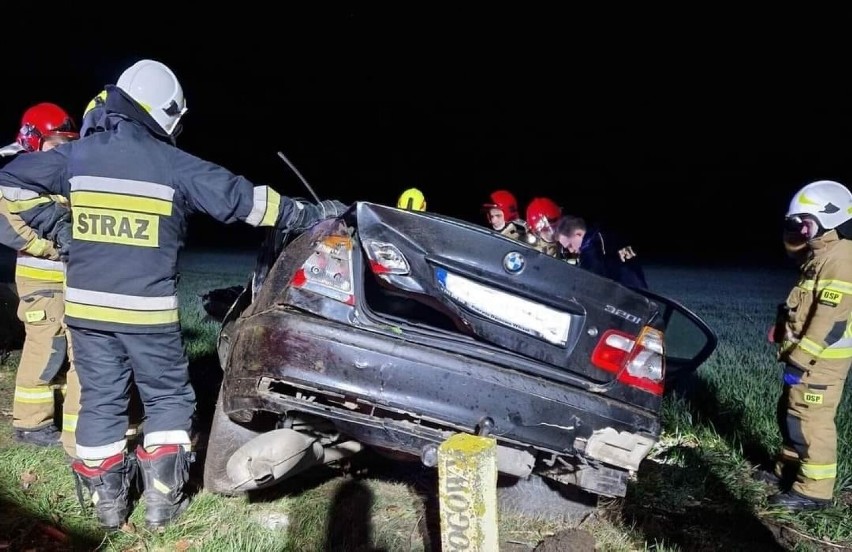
[496,474,598,521]
[202,386,266,496]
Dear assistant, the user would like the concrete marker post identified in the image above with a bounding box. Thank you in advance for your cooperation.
[437,433,498,551]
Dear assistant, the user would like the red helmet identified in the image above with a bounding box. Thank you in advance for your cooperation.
[526,197,562,241]
[482,189,519,221]
[16,102,78,152]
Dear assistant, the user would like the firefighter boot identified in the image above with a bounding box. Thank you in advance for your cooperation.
[769,490,833,512]
[70,453,136,530]
[14,425,61,447]
[136,444,195,529]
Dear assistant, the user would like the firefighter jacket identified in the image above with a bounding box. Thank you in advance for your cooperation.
[0,86,302,334]
[499,220,527,242]
[577,227,647,289]
[0,183,64,283]
[780,230,852,369]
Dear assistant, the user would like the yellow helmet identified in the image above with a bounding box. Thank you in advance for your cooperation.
[397,188,427,211]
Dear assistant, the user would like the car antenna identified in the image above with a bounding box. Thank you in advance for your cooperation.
[276,151,322,203]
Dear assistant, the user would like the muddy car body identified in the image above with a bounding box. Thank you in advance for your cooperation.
[204,202,716,501]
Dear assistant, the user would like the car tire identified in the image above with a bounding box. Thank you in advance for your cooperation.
[202,386,265,496]
[496,474,598,521]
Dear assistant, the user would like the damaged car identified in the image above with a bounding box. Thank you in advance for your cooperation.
[202,202,717,505]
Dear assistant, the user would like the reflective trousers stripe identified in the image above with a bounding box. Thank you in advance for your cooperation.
[77,439,126,461]
[801,462,837,480]
[14,386,54,404]
[63,413,78,432]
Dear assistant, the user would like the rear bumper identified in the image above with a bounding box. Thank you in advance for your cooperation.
[222,309,660,464]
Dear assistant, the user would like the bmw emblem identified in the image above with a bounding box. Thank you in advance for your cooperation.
[503,251,526,274]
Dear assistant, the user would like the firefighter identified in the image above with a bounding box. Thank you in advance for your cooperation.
[482,189,527,241]
[0,59,347,530]
[0,102,78,448]
[554,214,648,289]
[524,197,561,256]
[397,187,427,211]
[765,180,852,511]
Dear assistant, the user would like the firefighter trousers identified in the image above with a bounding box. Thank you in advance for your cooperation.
[60,329,145,458]
[70,328,195,458]
[775,360,851,500]
[59,325,80,457]
[12,277,66,431]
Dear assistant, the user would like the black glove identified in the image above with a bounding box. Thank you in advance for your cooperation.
[284,199,348,231]
[48,217,72,262]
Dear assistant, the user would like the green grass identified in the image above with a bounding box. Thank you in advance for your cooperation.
[1,253,850,550]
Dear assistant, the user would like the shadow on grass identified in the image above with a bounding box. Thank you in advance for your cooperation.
[0,496,103,551]
[237,449,439,551]
[322,479,387,552]
[619,444,787,551]
[670,374,776,476]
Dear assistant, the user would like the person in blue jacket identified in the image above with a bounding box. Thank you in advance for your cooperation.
[555,214,648,289]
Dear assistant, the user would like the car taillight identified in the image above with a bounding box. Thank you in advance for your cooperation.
[290,235,355,305]
[591,327,665,395]
[363,240,410,277]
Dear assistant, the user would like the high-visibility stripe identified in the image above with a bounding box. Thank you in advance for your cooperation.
[798,338,824,356]
[14,386,54,404]
[5,196,52,213]
[77,439,126,461]
[66,287,177,310]
[70,176,175,202]
[71,191,172,216]
[800,462,837,480]
[798,336,852,359]
[16,254,65,282]
[65,287,179,325]
[17,254,64,271]
[799,279,852,294]
[63,413,78,432]
[818,346,852,359]
[144,430,192,449]
[245,186,281,227]
[65,302,179,325]
[819,280,852,294]
[16,265,65,282]
[0,186,38,201]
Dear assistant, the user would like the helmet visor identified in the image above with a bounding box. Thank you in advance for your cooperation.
[532,217,555,243]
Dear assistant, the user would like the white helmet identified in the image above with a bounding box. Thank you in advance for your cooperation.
[116,59,187,136]
[786,180,852,232]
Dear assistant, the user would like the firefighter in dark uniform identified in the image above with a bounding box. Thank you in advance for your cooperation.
[765,180,852,511]
[554,214,648,289]
[0,59,346,530]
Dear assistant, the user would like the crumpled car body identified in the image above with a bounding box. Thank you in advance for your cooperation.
[203,202,717,500]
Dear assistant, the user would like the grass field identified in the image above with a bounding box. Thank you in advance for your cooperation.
[0,249,850,551]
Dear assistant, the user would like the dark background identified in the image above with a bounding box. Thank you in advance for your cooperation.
[3,12,851,269]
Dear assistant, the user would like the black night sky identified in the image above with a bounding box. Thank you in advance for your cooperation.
[3,13,851,269]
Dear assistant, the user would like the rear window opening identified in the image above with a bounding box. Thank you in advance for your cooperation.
[361,269,462,333]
